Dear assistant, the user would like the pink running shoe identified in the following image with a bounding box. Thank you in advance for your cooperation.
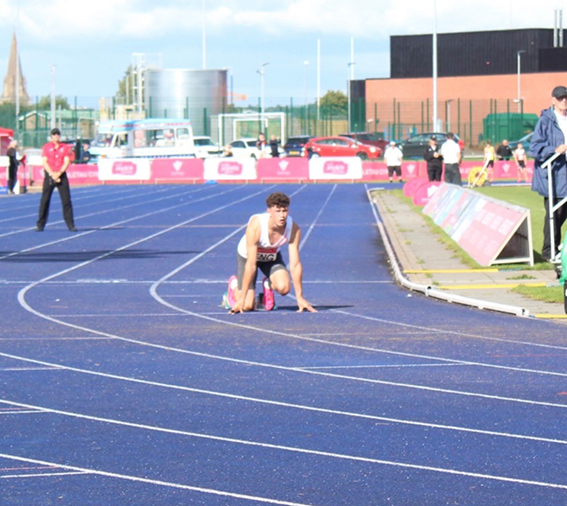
[262,277,275,311]
[227,275,238,309]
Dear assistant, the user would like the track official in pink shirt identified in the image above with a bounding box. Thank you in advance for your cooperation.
[36,128,77,232]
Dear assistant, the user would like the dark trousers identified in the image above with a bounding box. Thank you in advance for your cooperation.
[542,196,567,260]
[37,172,75,229]
[8,165,18,192]
[444,163,462,186]
[427,166,442,182]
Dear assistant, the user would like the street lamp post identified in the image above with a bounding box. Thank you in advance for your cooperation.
[517,50,526,113]
[257,62,269,135]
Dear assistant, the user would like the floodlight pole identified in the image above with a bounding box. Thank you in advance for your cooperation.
[50,65,56,130]
[432,0,438,131]
[258,62,269,135]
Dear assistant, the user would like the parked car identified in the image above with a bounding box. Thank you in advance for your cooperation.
[229,138,263,159]
[339,132,386,155]
[398,132,465,158]
[508,132,534,151]
[304,136,381,160]
[193,136,222,158]
[283,135,312,157]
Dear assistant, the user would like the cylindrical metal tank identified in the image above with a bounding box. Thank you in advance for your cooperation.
[144,69,227,137]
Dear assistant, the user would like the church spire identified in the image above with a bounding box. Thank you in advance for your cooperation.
[1,32,30,106]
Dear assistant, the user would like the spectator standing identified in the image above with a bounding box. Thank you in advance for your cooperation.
[483,141,495,183]
[6,140,19,195]
[440,133,462,185]
[529,85,567,261]
[36,128,77,232]
[269,135,280,158]
[424,136,443,182]
[383,141,404,183]
[513,142,529,183]
[256,133,268,158]
[80,141,91,163]
[496,139,513,160]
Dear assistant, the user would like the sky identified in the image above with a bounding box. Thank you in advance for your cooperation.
[0,0,565,108]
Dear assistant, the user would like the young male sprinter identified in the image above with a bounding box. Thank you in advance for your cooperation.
[226,192,316,314]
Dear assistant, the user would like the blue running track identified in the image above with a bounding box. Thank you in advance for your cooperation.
[1,183,566,505]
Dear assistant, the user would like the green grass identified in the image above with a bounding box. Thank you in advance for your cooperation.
[512,284,564,304]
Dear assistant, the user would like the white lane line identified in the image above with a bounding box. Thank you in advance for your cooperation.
[0,184,243,255]
[12,184,567,407]
[299,184,336,250]
[0,184,207,231]
[0,453,318,506]
[2,471,90,479]
[0,186,148,224]
[9,185,566,408]
[1,426,567,492]
[299,363,469,370]
[2,353,567,447]
[0,367,59,372]
[0,337,112,341]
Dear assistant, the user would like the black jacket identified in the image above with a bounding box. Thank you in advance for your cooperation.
[424,145,443,169]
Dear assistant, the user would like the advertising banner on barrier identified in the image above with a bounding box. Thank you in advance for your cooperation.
[459,160,534,183]
[403,177,430,197]
[361,162,388,181]
[412,182,441,206]
[256,158,309,181]
[423,183,533,266]
[309,157,363,180]
[98,158,151,181]
[362,161,424,181]
[65,164,100,184]
[27,160,99,185]
[151,158,204,181]
[204,157,257,181]
[0,156,7,186]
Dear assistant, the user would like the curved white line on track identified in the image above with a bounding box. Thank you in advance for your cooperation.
[0,453,315,505]
[2,372,567,445]
[7,184,567,494]
[11,184,567,411]
[0,185,171,231]
[2,442,567,494]
[0,184,221,241]
[0,186,147,224]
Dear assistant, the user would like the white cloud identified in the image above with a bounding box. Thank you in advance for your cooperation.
[1,0,565,100]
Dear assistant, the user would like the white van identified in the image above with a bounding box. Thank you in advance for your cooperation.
[90,118,196,160]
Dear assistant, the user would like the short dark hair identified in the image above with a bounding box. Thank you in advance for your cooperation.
[266,192,290,209]
[446,132,454,139]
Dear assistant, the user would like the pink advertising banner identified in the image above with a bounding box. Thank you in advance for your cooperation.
[423,183,532,266]
[151,158,204,181]
[403,177,429,197]
[458,160,533,182]
[362,161,424,181]
[412,182,442,206]
[28,163,100,185]
[256,157,310,180]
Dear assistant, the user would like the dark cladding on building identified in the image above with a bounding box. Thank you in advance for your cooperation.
[390,28,567,79]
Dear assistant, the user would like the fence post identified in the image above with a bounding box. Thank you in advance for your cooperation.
[469,100,473,146]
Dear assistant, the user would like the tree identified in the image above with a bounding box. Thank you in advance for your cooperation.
[320,90,347,116]
[37,95,70,110]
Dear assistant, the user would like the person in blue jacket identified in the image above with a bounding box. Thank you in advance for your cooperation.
[529,85,567,261]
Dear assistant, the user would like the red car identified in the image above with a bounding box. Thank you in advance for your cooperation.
[305,136,382,160]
